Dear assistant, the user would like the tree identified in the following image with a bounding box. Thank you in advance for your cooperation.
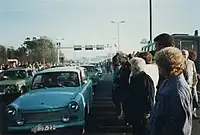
[0,45,6,64]
[23,37,58,63]
[7,46,16,59]
[15,46,28,62]
[0,36,61,64]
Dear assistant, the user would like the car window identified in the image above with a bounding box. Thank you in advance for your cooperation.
[1,70,27,79]
[81,66,95,72]
[31,71,80,90]
[27,70,33,76]
[84,70,88,80]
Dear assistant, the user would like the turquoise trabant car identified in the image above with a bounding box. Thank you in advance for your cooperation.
[6,66,93,134]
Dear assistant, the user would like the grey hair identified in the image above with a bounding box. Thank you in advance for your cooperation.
[129,57,146,74]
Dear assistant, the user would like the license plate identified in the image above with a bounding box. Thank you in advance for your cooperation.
[31,124,56,133]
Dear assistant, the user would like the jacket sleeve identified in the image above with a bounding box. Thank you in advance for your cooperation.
[144,75,155,113]
[150,94,170,135]
[192,62,198,88]
[112,67,121,90]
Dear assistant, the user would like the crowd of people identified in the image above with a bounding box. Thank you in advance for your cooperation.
[0,62,51,71]
[112,33,199,135]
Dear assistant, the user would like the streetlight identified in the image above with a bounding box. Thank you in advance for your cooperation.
[111,20,126,52]
[149,0,152,43]
[56,38,64,64]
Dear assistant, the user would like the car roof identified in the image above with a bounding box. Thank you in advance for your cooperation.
[5,67,29,71]
[36,66,85,74]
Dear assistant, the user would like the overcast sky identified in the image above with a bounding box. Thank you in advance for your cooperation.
[1,0,199,59]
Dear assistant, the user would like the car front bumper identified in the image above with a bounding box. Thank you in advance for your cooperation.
[7,120,85,132]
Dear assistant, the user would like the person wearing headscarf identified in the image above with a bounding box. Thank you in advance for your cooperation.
[150,47,193,135]
[124,57,155,135]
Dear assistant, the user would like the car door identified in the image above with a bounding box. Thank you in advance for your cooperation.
[26,70,34,87]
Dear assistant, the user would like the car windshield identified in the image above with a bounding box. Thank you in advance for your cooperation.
[81,66,95,72]
[31,71,79,90]
[0,70,27,79]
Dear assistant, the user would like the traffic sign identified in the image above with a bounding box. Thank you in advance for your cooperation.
[96,45,104,50]
[85,45,93,50]
[74,45,82,51]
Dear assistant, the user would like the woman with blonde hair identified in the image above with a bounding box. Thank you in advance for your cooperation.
[123,57,155,135]
[150,47,193,135]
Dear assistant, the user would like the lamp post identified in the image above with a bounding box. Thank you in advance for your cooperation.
[56,38,64,65]
[111,21,126,52]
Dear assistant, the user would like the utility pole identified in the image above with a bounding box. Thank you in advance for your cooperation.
[149,0,153,43]
[111,21,126,52]
[56,38,64,65]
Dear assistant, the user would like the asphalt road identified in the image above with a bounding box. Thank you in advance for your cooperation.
[0,74,200,135]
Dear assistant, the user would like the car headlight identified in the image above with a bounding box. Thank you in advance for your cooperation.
[16,119,25,125]
[6,106,16,115]
[69,101,79,112]
[5,85,18,93]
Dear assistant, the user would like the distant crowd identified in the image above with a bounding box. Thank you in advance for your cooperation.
[0,62,54,71]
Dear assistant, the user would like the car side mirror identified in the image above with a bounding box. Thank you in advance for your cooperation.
[95,68,99,72]
[21,86,29,94]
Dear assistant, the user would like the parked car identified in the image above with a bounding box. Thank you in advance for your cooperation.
[6,66,93,134]
[0,67,36,104]
[81,64,101,86]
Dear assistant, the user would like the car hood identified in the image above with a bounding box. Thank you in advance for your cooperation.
[0,79,25,85]
[11,87,80,110]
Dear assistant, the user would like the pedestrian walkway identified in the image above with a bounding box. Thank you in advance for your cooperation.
[89,74,131,133]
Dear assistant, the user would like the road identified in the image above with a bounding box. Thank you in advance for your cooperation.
[0,74,200,135]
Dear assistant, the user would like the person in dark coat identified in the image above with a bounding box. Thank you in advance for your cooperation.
[118,53,131,120]
[124,57,155,135]
[112,54,122,117]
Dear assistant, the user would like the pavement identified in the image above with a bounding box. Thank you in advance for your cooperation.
[0,74,200,135]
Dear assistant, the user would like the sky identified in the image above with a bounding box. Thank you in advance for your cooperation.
[0,0,200,59]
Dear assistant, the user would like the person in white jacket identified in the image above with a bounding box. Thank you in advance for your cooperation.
[137,52,159,103]
[182,49,199,119]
